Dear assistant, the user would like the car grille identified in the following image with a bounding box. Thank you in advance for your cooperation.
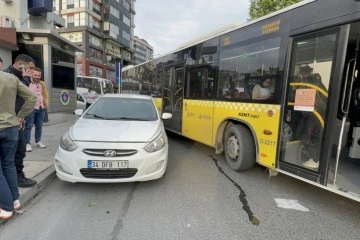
[80,168,138,179]
[82,149,138,157]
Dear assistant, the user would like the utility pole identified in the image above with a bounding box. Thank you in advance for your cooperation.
[115,58,123,94]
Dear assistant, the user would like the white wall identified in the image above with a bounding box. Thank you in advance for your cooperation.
[0,0,28,29]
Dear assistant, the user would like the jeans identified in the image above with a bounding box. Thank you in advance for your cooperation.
[24,108,45,144]
[15,128,25,174]
[0,126,20,211]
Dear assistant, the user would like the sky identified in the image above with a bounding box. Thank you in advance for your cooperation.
[134,0,251,56]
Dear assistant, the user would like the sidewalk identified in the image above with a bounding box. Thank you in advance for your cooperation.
[1,112,77,224]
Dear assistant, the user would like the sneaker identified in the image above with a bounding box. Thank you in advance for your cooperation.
[0,208,13,219]
[26,143,32,152]
[36,141,46,148]
[14,200,21,211]
[17,172,37,188]
[303,158,319,169]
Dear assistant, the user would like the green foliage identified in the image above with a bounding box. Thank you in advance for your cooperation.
[249,0,302,20]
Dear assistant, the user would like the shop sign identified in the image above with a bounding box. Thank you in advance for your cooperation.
[121,50,132,61]
[105,42,121,57]
[106,69,115,82]
[60,32,82,42]
[89,65,103,77]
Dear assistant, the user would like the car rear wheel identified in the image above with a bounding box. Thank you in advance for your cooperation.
[224,124,255,171]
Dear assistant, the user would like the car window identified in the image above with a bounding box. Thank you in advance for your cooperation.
[84,97,158,121]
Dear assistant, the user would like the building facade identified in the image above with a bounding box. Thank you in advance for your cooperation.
[133,36,153,65]
[0,0,81,113]
[54,0,135,89]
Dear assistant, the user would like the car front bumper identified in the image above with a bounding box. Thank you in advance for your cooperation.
[54,141,168,183]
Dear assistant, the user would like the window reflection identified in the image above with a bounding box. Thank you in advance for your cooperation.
[219,37,281,100]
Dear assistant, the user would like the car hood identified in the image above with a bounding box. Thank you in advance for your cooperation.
[70,118,162,142]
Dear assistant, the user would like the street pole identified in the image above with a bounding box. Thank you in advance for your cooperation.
[115,58,123,94]
[120,58,123,94]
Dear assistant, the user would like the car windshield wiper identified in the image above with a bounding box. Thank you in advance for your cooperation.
[85,113,106,119]
[94,114,106,119]
[108,117,149,121]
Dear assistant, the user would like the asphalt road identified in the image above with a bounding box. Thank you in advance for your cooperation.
[0,132,359,240]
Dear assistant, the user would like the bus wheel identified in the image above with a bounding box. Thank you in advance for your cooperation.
[224,125,255,171]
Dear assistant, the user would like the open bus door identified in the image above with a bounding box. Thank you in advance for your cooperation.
[280,23,360,199]
[161,65,184,133]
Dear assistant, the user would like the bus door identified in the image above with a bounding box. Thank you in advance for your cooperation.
[183,66,215,146]
[162,67,173,114]
[162,66,184,132]
[280,23,360,197]
[279,28,338,181]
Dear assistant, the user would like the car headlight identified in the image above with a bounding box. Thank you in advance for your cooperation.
[60,131,78,151]
[144,130,167,153]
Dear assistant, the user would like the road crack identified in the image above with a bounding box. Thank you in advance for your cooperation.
[110,182,138,239]
[210,155,260,225]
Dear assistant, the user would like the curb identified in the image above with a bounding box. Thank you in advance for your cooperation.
[0,165,56,225]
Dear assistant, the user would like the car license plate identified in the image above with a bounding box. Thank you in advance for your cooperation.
[88,160,128,169]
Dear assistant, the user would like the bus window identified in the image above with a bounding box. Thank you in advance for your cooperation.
[186,67,215,99]
[219,37,281,101]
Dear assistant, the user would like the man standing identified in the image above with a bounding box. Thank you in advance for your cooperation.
[3,54,37,187]
[0,71,36,219]
[297,66,328,169]
[24,67,49,151]
[86,86,96,109]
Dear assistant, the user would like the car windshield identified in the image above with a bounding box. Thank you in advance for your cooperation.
[84,97,158,121]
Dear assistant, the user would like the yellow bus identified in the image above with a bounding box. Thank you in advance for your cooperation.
[123,0,360,202]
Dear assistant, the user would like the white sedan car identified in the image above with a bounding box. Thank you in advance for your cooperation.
[54,94,172,183]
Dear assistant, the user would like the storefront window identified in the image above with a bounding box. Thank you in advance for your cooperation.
[51,47,75,90]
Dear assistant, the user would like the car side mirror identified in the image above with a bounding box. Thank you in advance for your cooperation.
[74,109,84,116]
[162,112,172,119]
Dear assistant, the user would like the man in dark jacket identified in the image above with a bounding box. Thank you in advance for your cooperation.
[3,54,37,187]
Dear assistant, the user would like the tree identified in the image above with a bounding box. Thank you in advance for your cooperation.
[249,0,302,20]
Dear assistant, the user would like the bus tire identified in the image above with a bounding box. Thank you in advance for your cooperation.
[224,124,255,171]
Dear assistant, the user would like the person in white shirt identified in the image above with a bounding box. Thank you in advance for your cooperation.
[86,87,96,109]
[252,77,273,100]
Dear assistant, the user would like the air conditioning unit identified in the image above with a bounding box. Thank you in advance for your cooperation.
[103,22,110,31]
[0,16,12,28]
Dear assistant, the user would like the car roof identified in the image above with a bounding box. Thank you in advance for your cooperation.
[102,94,153,100]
